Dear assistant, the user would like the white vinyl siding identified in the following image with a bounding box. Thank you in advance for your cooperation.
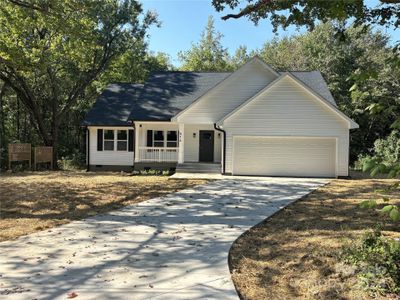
[233,137,336,177]
[88,126,134,166]
[183,124,222,163]
[176,59,277,123]
[223,76,350,176]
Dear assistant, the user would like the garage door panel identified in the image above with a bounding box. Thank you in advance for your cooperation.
[233,137,336,177]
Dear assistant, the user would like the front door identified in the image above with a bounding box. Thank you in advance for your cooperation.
[199,130,214,162]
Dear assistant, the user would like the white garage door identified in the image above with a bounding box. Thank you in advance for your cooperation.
[233,137,336,177]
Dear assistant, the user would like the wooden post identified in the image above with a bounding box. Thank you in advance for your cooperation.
[178,123,184,163]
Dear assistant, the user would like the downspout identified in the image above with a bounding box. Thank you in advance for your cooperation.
[85,127,90,172]
[131,121,136,168]
[214,123,226,174]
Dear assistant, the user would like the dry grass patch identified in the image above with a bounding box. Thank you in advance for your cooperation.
[230,178,400,300]
[0,171,207,242]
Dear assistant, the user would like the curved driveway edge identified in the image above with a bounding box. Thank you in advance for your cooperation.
[0,177,328,300]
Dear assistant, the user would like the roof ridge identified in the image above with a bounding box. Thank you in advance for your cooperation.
[278,70,320,73]
[149,71,233,74]
[106,82,144,85]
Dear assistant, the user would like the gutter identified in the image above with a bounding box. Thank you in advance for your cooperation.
[214,123,226,174]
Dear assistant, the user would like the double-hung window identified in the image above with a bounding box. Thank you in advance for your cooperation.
[153,131,164,147]
[117,130,128,151]
[103,129,128,151]
[167,131,178,147]
[104,130,114,151]
[147,130,178,148]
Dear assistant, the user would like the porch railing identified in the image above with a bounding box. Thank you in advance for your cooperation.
[137,147,179,162]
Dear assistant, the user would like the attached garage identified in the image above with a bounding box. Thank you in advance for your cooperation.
[219,73,359,177]
[232,136,336,177]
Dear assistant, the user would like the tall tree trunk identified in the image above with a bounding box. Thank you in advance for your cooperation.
[51,128,58,170]
[50,108,60,170]
[0,83,7,170]
[16,97,20,141]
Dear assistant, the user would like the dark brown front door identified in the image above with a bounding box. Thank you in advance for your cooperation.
[199,130,214,162]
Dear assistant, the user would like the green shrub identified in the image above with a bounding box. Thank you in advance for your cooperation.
[58,150,86,170]
[373,131,400,166]
[342,230,400,296]
[136,169,172,176]
[356,131,400,177]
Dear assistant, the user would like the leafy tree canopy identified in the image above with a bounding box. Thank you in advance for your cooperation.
[212,0,400,31]
[0,0,156,165]
[102,49,173,84]
[178,16,232,71]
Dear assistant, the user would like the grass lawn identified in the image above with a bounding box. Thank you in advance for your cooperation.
[229,176,400,300]
[0,171,207,242]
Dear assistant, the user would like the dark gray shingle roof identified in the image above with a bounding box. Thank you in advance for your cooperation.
[128,72,231,121]
[82,83,143,126]
[83,69,337,125]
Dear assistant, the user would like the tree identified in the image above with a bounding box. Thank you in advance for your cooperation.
[212,0,400,31]
[179,16,231,71]
[0,0,156,167]
[102,49,173,84]
[228,45,252,69]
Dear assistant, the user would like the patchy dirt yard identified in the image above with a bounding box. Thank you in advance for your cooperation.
[0,171,207,241]
[229,177,400,300]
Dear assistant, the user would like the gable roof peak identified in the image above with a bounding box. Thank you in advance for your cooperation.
[245,55,279,77]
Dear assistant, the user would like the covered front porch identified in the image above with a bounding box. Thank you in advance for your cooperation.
[133,122,222,169]
[134,122,179,164]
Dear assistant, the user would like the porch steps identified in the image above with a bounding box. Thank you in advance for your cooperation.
[175,163,221,174]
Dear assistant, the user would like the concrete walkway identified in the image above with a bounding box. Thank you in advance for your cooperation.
[0,177,328,300]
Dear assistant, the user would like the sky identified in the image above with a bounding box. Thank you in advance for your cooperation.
[141,0,400,66]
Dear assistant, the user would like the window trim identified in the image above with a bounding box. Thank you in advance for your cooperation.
[166,130,178,148]
[116,129,128,152]
[153,130,164,148]
[149,130,178,148]
[102,129,129,152]
[103,129,115,151]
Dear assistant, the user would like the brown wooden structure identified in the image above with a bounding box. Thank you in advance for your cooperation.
[8,143,31,169]
[34,146,53,170]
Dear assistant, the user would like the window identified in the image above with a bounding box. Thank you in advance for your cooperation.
[117,130,127,151]
[104,130,114,151]
[167,131,178,147]
[153,131,164,147]
[146,130,179,148]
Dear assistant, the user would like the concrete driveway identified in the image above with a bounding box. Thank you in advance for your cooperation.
[0,177,328,300]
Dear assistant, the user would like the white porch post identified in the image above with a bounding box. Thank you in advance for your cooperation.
[178,123,184,163]
[134,122,140,162]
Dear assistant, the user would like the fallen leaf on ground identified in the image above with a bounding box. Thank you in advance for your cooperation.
[67,291,78,298]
